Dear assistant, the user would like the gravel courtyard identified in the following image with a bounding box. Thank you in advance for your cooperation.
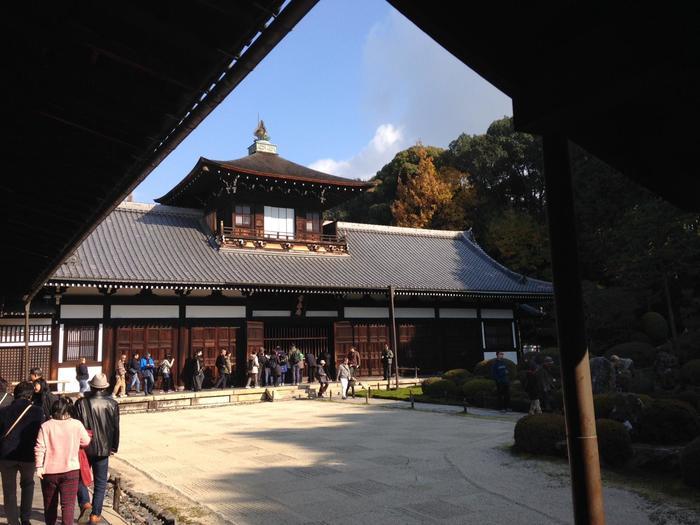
[113,400,696,524]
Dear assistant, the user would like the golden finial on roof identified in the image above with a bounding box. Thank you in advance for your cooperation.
[254,120,270,141]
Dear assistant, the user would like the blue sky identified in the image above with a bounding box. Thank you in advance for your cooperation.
[134,0,511,203]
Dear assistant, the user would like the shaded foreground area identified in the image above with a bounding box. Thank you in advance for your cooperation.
[110,401,697,524]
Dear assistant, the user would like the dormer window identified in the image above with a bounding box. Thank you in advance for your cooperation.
[234,205,251,227]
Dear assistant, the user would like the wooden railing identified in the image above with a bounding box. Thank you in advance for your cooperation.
[220,225,345,246]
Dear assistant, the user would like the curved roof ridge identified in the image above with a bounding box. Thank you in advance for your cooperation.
[337,222,463,239]
[117,201,203,217]
[458,231,551,287]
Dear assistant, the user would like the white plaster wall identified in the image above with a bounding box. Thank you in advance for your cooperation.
[439,308,478,319]
[395,307,435,319]
[110,305,178,318]
[252,310,290,317]
[344,307,389,318]
[60,305,104,319]
[480,308,514,319]
[305,311,338,317]
[0,318,52,325]
[186,305,246,318]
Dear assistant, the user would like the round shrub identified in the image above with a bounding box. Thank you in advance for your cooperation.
[628,367,656,394]
[629,331,653,344]
[514,414,566,456]
[637,399,700,445]
[594,393,651,424]
[474,358,517,379]
[641,312,669,343]
[422,379,458,399]
[605,342,657,368]
[441,368,473,386]
[680,436,700,488]
[596,419,632,467]
[461,378,496,404]
[421,377,441,389]
[682,359,700,386]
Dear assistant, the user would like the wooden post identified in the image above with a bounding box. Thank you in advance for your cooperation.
[388,285,399,389]
[542,134,605,525]
[23,301,30,375]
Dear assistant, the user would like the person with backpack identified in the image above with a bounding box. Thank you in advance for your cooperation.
[0,381,44,525]
[245,351,259,388]
[277,347,288,386]
[289,344,303,386]
[270,351,282,387]
[128,353,141,394]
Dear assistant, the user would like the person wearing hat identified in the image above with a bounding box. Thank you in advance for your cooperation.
[536,356,556,412]
[316,360,329,397]
[75,373,120,524]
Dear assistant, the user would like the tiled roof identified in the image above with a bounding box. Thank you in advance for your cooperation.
[51,203,553,297]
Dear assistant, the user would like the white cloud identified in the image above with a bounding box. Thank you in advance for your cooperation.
[362,10,512,148]
[309,123,404,179]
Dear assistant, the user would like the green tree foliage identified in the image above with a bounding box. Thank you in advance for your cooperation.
[391,145,453,228]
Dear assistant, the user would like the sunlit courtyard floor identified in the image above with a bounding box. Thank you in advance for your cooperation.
[113,400,695,524]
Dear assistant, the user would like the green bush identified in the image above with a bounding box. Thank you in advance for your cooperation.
[676,330,700,363]
[421,379,458,399]
[629,331,653,344]
[680,437,700,488]
[596,419,632,467]
[682,359,700,386]
[637,399,700,445]
[514,414,566,456]
[593,392,652,419]
[441,368,473,386]
[604,341,657,368]
[651,390,700,411]
[461,378,496,404]
[473,358,517,379]
[628,367,656,394]
[421,377,442,389]
[641,312,669,343]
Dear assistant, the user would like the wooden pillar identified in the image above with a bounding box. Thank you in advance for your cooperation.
[388,286,399,388]
[177,303,187,388]
[542,134,605,525]
[22,301,30,375]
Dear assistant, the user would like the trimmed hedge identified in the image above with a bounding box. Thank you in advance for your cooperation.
[462,378,496,403]
[682,359,700,386]
[421,379,458,399]
[594,393,652,420]
[641,311,669,343]
[596,419,632,467]
[636,399,700,445]
[441,368,473,386]
[680,437,700,488]
[473,358,517,379]
[604,341,657,368]
[514,414,566,456]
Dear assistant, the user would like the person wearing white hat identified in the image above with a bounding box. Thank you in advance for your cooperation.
[75,374,120,524]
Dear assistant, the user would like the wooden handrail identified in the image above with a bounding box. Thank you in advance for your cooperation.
[221,226,345,245]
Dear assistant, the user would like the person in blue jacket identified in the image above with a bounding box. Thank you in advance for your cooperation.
[491,351,511,413]
[140,352,156,395]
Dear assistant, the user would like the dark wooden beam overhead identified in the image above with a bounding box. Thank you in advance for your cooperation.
[2,0,319,306]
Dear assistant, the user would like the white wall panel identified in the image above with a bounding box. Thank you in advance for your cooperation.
[60,305,103,319]
[344,307,389,318]
[439,308,477,319]
[480,308,514,319]
[186,306,246,318]
[110,305,178,319]
[395,308,435,318]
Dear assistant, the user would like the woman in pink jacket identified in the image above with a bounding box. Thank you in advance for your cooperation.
[34,397,90,525]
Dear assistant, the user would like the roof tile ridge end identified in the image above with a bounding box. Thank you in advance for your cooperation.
[337,222,462,238]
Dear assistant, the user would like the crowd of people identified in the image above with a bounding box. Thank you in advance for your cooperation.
[0,368,120,525]
[490,351,559,415]
[111,343,397,396]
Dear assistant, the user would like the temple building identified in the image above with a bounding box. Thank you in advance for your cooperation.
[1,123,552,390]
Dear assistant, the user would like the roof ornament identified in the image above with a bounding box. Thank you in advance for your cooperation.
[248,119,277,155]
[254,119,270,141]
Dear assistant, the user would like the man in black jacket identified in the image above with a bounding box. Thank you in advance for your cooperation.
[305,352,317,383]
[76,373,120,524]
[0,381,44,525]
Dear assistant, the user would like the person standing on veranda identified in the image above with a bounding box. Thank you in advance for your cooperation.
[113,354,127,398]
[76,357,89,395]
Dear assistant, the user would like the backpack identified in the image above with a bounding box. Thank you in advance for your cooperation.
[247,356,255,372]
[278,353,288,365]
